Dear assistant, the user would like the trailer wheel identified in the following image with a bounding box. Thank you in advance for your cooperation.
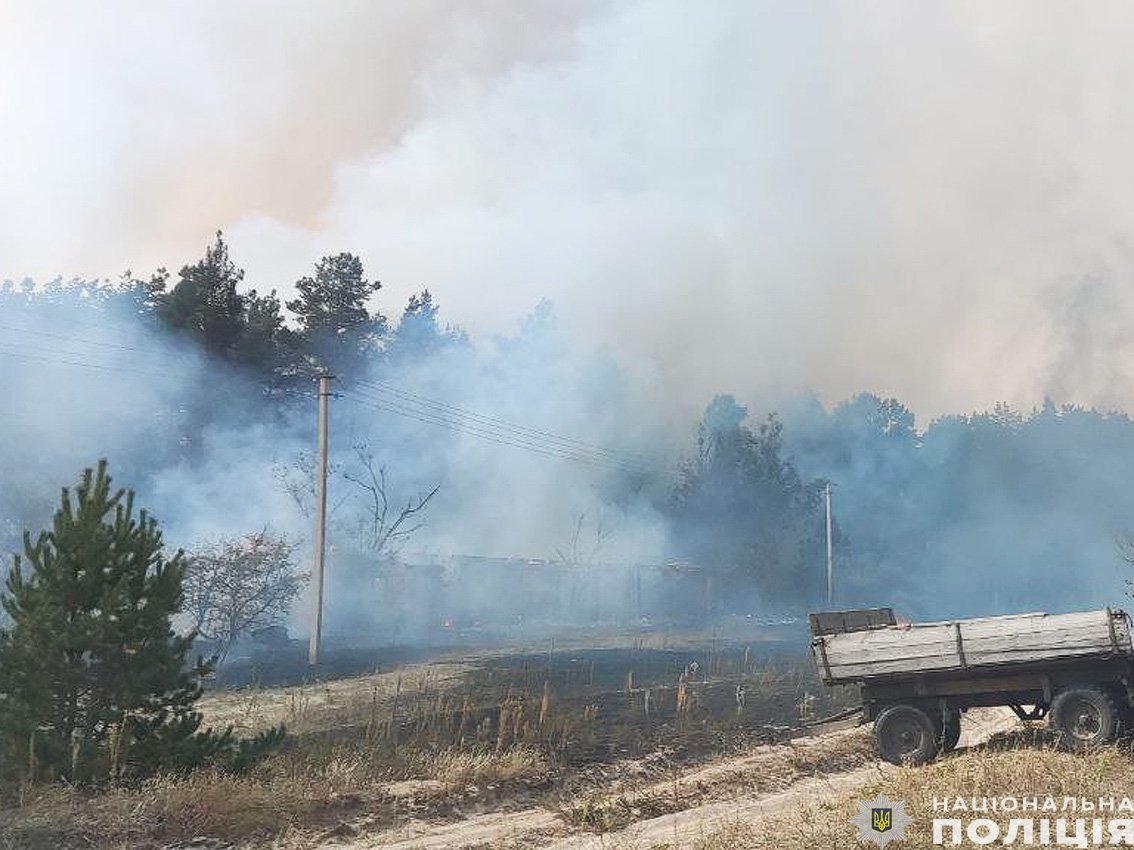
[1050,686,1121,750]
[1120,705,1134,739]
[941,710,961,753]
[874,704,940,765]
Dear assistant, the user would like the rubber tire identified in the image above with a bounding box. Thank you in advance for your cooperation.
[941,710,961,753]
[874,704,941,765]
[1049,686,1121,751]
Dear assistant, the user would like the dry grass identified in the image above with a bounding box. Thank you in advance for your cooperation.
[691,818,760,849]
[688,733,1134,850]
[18,719,1123,849]
[420,745,550,787]
[198,661,471,735]
[0,742,552,850]
[0,770,332,849]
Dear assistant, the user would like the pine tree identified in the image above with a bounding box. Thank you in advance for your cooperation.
[286,252,386,377]
[669,396,823,606]
[0,460,227,782]
[386,289,468,366]
[159,231,247,358]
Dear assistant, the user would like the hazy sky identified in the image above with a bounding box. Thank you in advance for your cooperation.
[5,1,1134,420]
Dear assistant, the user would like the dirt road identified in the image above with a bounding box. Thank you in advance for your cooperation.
[325,708,1019,849]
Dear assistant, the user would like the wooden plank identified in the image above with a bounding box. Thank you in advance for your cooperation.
[809,608,895,636]
[824,643,1119,678]
[824,636,1118,668]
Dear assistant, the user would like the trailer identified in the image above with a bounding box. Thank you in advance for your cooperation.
[809,606,1134,764]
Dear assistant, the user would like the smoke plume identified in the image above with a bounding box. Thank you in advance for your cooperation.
[6,4,1134,631]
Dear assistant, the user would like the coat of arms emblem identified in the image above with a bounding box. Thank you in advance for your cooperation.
[851,793,909,847]
[872,807,892,832]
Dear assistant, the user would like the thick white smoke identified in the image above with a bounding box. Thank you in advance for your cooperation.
[7,2,1134,419]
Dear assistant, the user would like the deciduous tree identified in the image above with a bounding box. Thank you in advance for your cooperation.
[184,530,305,663]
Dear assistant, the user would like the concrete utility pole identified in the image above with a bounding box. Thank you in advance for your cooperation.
[309,371,333,666]
[824,482,834,606]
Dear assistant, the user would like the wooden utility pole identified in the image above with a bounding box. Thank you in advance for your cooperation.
[309,371,332,666]
[824,482,833,606]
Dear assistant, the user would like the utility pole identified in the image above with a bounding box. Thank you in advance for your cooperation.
[309,371,333,666]
[824,482,833,606]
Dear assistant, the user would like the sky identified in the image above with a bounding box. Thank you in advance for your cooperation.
[4,1,1134,421]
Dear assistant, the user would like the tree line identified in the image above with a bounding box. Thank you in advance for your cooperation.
[5,232,1134,625]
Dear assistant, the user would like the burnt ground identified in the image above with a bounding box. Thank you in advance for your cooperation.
[204,623,858,776]
[207,617,811,689]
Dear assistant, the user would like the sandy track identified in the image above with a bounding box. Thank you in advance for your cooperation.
[547,762,890,850]
[357,809,564,850]
[327,708,1020,850]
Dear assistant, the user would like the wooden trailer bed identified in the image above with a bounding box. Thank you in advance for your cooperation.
[812,607,1133,684]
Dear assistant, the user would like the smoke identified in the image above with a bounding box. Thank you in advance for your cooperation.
[0,280,683,643]
[781,394,1134,620]
[0,0,585,284]
[8,3,1134,418]
[315,304,679,638]
[8,4,1134,633]
[0,291,185,545]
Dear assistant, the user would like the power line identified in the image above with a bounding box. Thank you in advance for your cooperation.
[354,377,653,467]
[0,321,195,371]
[3,305,150,337]
[355,376,652,464]
[0,335,180,368]
[0,345,185,382]
[343,387,655,473]
[0,321,164,355]
[339,390,657,476]
[0,326,311,396]
[0,325,659,475]
[341,390,642,472]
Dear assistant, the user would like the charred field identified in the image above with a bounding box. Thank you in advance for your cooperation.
[216,630,860,835]
[205,622,858,769]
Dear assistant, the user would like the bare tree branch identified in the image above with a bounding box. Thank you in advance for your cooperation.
[275,452,347,523]
[555,509,617,564]
[339,442,439,558]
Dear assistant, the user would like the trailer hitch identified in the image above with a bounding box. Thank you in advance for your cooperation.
[1008,703,1047,722]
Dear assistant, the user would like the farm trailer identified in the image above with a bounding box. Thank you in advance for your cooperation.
[809,607,1134,764]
